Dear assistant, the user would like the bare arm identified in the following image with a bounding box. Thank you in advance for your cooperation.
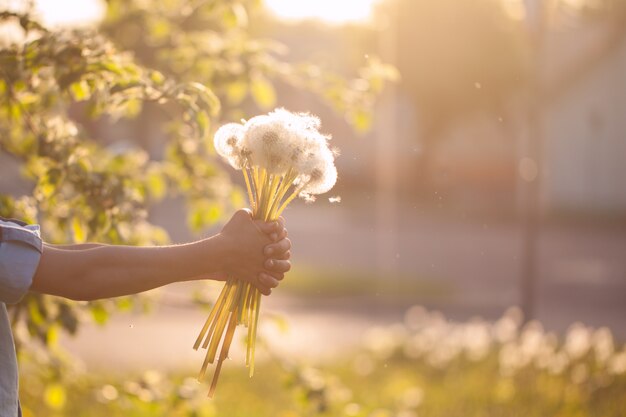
[30,209,292,301]
[45,243,106,250]
[32,236,225,301]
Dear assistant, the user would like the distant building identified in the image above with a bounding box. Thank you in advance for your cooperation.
[542,21,626,215]
[420,18,626,217]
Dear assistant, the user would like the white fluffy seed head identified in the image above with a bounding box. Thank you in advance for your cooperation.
[214,108,338,196]
[298,145,337,196]
[242,115,294,175]
[214,123,246,169]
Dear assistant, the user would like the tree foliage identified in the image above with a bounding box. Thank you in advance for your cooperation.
[0,1,394,410]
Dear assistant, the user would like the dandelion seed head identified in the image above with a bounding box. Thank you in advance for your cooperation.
[214,122,246,168]
[565,323,592,360]
[592,327,614,364]
[608,351,626,375]
[215,108,338,196]
[243,116,293,174]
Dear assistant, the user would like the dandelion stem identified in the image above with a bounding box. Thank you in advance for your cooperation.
[206,281,240,363]
[238,282,251,324]
[194,282,230,350]
[256,168,267,216]
[276,185,305,217]
[253,167,262,215]
[263,174,282,221]
[202,280,235,349]
[242,166,256,212]
[268,169,296,220]
[208,311,238,397]
[249,290,262,377]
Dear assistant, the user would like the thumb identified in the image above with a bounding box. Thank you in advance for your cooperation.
[234,208,253,219]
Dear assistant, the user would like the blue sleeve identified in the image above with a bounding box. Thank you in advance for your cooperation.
[0,221,43,304]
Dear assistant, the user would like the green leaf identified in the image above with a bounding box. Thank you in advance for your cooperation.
[204,204,222,225]
[72,217,87,243]
[149,70,165,85]
[44,383,66,410]
[116,297,134,312]
[224,3,248,28]
[230,188,246,208]
[196,111,210,139]
[28,298,45,326]
[91,303,109,325]
[124,98,142,118]
[46,324,59,346]
[226,81,247,105]
[187,82,220,115]
[188,206,204,232]
[69,80,90,101]
[39,181,55,199]
[349,109,372,132]
[250,75,276,109]
[187,201,222,232]
[146,169,166,200]
[58,303,79,334]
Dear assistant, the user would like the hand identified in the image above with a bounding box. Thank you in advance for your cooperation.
[258,216,291,295]
[218,210,291,295]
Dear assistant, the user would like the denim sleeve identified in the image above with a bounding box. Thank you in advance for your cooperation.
[0,221,43,304]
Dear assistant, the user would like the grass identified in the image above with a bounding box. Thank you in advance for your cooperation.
[19,308,626,417]
[281,264,453,301]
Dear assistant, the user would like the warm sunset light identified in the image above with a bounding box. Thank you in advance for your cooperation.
[35,0,104,27]
[264,0,378,24]
[2,0,626,415]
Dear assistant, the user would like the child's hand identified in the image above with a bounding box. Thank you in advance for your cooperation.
[218,209,291,295]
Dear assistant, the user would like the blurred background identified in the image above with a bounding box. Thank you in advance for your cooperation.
[1,0,625,415]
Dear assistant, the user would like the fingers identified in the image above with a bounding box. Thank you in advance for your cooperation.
[264,259,291,273]
[255,219,281,235]
[258,272,280,287]
[274,250,291,260]
[264,238,291,256]
[255,218,288,242]
[266,271,285,281]
[257,286,272,296]
[256,272,281,295]
[271,227,288,242]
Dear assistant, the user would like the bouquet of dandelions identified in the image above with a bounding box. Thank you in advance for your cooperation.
[194,108,338,397]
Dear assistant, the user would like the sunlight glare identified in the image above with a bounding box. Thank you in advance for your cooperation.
[264,0,377,24]
[35,0,105,27]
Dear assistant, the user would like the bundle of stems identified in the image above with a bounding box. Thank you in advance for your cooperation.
[193,164,302,397]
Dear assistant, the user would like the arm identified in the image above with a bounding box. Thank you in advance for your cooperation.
[32,237,226,301]
[45,243,106,250]
[31,209,292,301]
